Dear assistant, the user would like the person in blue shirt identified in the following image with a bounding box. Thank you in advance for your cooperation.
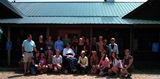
[22,34,37,75]
[30,52,40,75]
[54,36,64,53]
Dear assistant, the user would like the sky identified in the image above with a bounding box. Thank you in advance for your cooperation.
[8,0,147,2]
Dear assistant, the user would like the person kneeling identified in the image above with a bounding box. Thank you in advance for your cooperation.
[38,53,47,74]
[108,51,122,77]
[78,50,88,74]
[52,49,63,72]
[120,49,134,78]
[97,51,110,76]
[30,52,40,75]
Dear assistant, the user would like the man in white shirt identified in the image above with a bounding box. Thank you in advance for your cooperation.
[62,44,77,72]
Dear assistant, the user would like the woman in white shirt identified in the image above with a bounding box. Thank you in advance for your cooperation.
[52,49,63,72]
[108,51,122,77]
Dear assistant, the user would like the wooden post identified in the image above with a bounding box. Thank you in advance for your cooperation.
[7,27,11,66]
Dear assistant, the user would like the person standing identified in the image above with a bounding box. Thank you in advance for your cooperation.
[22,34,37,75]
[97,36,104,58]
[54,36,64,53]
[36,35,46,55]
[109,37,119,58]
[62,34,71,47]
[45,35,54,53]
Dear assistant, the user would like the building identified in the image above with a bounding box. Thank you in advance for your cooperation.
[0,0,160,67]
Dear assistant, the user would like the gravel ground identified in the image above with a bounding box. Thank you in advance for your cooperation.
[1,67,160,79]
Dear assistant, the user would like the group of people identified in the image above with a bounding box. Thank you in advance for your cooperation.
[21,34,134,78]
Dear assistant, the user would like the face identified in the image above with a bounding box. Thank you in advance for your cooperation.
[110,38,115,44]
[81,53,85,57]
[65,34,68,38]
[92,52,96,57]
[56,50,60,56]
[66,45,70,48]
[101,52,106,57]
[36,53,40,57]
[39,35,43,41]
[57,36,61,40]
[111,52,116,58]
[125,50,130,56]
[99,36,103,41]
[48,50,52,55]
[79,38,83,43]
[41,53,44,58]
[48,36,52,41]
[28,36,32,41]
[86,38,89,43]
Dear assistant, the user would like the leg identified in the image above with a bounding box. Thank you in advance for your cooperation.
[111,67,119,76]
[54,66,58,72]
[24,62,27,74]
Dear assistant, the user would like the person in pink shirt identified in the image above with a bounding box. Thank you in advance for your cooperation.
[97,51,110,76]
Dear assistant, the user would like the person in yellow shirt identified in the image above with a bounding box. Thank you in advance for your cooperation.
[78,50,88,74]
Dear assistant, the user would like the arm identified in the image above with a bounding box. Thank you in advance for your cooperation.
[22,46,24,54]
[60,56,63,64]
[85,57,88,66]
[52,56,55,65]
[78,57,81,64]
[34,47,37,53]
[63,49,66,57]
[125,59,133,70]
[116,44,119,54]
[71,49,75,56]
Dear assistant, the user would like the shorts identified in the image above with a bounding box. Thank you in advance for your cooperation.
[24,52,33,63]
[102,67,109,73]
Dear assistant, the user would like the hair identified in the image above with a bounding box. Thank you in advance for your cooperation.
[102,51,107,61]
[103,39,107,42]
[81,50,86,55]
[110,37,115,41]
[27,34,32,38]
[110,51,120,61]
[124,49,131,54]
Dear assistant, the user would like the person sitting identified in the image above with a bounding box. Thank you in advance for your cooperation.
[46,50,53,73]
[97,51,110,76]
[108,51,122,77]
[120,49,134,78]
[90,51,99,74]
[38,53,47,74]
[78,50,88,74]
[30,52,40,75]
[52,49,63,72]
[63,44,77,72]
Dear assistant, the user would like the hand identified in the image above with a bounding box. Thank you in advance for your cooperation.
[35,64,38,67]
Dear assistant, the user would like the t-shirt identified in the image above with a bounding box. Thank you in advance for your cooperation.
[31,56,39,67]
[22,39,36,52]
[124,55,134,69]
[36,41,46,53]
[52,55,63,65]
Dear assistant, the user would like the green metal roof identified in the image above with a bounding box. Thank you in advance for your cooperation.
[12,2,143,17]
[0,16,160,24]
[0,2,160,24]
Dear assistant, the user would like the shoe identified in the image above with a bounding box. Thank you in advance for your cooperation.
[23,73,27,76]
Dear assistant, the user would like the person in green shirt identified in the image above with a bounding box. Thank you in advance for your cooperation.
[62,34,71,47]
